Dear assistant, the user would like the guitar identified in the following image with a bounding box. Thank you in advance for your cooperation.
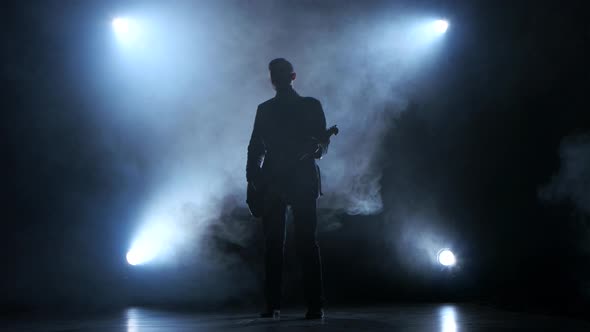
[298,125,339,160]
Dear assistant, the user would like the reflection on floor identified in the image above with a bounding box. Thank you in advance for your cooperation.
[2,304,589,331]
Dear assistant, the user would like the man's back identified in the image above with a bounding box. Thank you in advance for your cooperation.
[247,86,327,197]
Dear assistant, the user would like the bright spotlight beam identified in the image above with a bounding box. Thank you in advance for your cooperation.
[126,246,156,266]
[126,249,142,266]
[437,248,456,266]
[433,19,449,34]
[112,17,130,34]
[126,237,162,266]
[112,17,139,43]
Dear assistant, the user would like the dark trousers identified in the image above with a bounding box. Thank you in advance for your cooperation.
[262,193,324,310]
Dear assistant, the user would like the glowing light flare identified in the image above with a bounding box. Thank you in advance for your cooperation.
[112,17,139,43]
[433,19,449,34]
[126,248,150,266]
[126,222,171,266]
[126,240,161,266]
[112,17,130,34]
[437,248,456,266]
[398,18,451,52]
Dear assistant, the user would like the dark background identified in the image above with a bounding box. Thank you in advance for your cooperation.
[2,0,589,315]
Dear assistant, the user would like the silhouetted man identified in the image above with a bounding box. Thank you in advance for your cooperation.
[246,58,329,319]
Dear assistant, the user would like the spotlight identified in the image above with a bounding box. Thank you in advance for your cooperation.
[112,17,138,43]
[126,238,161,266]
[433,19,449,34]
[126,250,141,266]
[437,248,456,266]
[112,17,130,34]
[126,247,155,266]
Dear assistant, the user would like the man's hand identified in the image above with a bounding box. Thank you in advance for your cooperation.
[298,137,324,161]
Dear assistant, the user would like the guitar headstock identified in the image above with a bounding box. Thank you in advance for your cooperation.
[327,125,339,137]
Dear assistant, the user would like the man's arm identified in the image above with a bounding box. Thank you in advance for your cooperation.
[246,106,265,183]
[312,99,329,159]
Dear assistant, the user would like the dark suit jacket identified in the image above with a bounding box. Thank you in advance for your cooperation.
[247,87,328,200]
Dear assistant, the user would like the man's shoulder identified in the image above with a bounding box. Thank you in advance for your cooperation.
[300,97,323,111]
[257,98,276,110]
[257,95,322,112]
[301,96,321,105]
[301,96,322,112]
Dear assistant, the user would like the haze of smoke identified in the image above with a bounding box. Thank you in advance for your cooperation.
[99,2,434,269]
[541,134,590,216]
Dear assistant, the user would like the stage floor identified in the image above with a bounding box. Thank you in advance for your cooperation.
[2,304,589,331]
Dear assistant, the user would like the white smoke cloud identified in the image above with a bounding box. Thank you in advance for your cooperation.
[93,1,444,264]
[541,134,590,216]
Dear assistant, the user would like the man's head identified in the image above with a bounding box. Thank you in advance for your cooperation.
[269,58,296,90]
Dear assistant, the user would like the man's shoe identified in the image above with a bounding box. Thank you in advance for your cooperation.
[260,309,280,319]
[305,308,324,320]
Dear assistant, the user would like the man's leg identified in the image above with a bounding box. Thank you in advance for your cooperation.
[292,197,325,314]
[262,195,287,312]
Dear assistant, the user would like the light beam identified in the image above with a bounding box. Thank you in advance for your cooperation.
[437,248,456,266]
[126,240,160,266]
[126,224,167,266]
[433,19,449,34]
[112,17,139,43]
